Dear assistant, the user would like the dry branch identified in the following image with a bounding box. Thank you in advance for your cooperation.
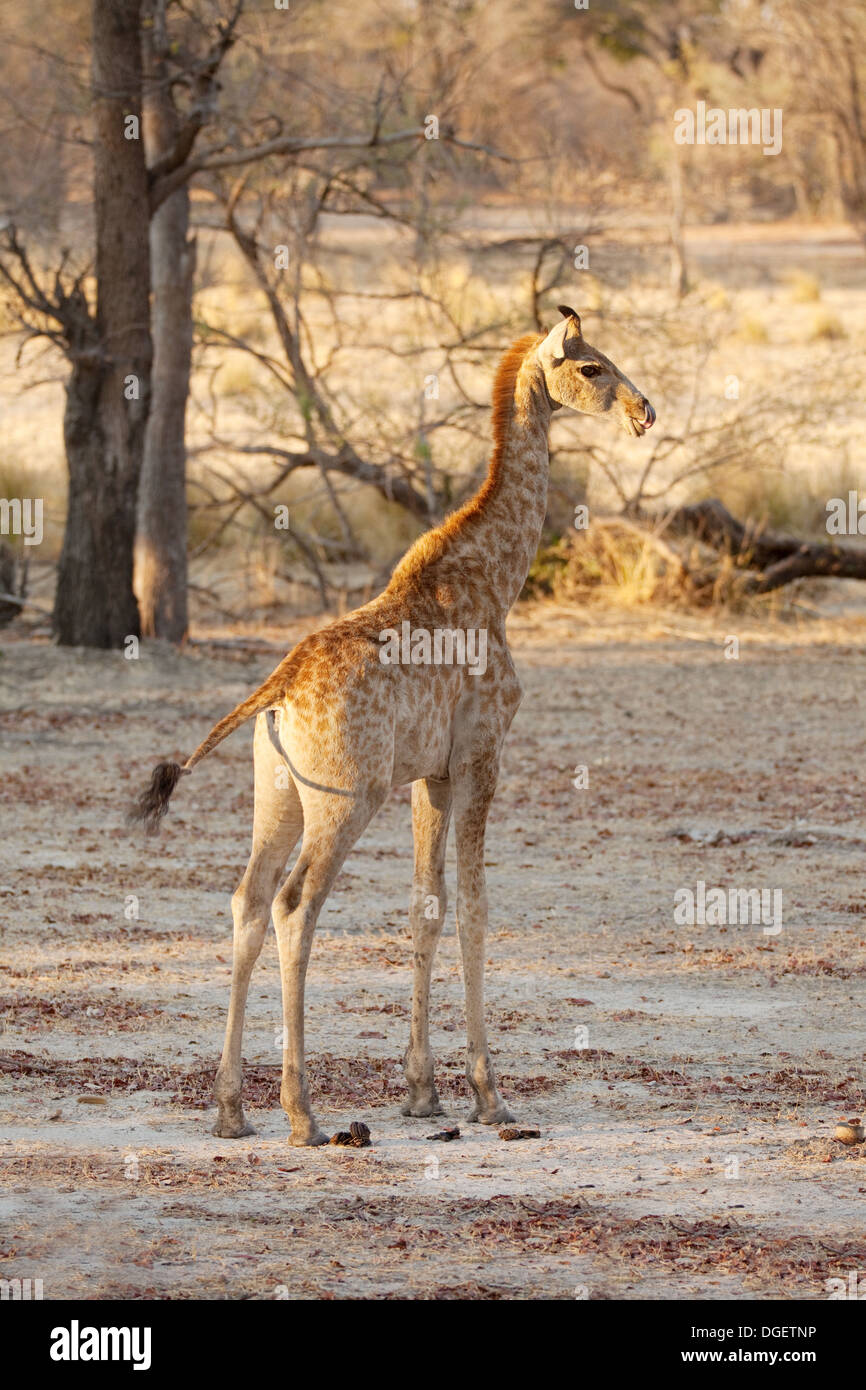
[663,499,866,592]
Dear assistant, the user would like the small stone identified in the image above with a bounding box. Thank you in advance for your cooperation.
[834,1120,864,1145]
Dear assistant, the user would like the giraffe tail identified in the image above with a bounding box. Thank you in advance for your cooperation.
[129,654,295,833]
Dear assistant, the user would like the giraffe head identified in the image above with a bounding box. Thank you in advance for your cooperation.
[537,304,655,437]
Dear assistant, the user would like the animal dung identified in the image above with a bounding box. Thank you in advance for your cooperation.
[498,1126,541,1141]
[329,1121,371,1148]
[427,1126,461,1142]
[834,1119,865,1146]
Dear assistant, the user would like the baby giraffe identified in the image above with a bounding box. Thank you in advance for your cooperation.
[133,305,655,1145]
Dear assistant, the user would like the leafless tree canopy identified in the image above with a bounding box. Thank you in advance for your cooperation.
[0,0,864,637]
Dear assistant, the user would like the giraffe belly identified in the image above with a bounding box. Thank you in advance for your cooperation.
[391,723,452,786]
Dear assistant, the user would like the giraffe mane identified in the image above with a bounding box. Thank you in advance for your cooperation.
[388,332,544,586]
[488,333,545,485]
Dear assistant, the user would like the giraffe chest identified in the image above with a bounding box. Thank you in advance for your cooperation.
[390,666,461,784]
[388,654,520,787]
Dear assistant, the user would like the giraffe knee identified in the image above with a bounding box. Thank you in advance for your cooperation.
[412,876,446,925]
[231,881,271,934]
[273,867,307,924]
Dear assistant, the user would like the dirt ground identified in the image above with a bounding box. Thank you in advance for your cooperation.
[2,598,866,1300]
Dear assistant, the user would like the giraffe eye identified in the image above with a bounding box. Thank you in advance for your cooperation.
[580,364,602,378]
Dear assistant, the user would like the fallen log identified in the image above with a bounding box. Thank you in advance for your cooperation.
[0,541,27,627]
[662,499,866,593]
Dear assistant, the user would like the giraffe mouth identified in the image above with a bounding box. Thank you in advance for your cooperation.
[626,402,655,436]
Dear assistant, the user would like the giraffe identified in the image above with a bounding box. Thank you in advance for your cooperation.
[132,305,655,1146]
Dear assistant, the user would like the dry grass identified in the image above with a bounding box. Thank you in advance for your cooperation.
[706,457,862,536]
[808,308,846,341]
[736,311,769,343]
[784,269,822,303]
[524,519,760,611]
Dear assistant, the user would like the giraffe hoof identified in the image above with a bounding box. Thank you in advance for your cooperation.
[211,1117,257,1138]
[400,1098,445,1118]
[288,1126,330,1147]
[467,1104,516,1126]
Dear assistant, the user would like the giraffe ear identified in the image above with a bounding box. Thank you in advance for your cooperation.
[540,306,582,367]
[557,304,581,333]
[539,317,570,367]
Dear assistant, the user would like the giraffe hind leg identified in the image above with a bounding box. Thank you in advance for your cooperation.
[213,714,303,1138]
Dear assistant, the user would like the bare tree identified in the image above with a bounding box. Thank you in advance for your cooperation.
[578,0,771,296]
[768,0,866,238]
[0,0,481,644]
[135,0,242,642]
[1,0,152,647]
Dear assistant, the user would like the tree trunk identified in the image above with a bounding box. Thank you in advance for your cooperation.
[669,144,688,299]
[666,499,866,592]
[135,13,193,642]
[53,0,152,648]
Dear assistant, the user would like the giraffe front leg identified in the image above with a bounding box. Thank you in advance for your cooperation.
[402,777,452,1117]
[453,754,515,1127]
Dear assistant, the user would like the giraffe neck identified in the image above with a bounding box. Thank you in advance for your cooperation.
[385,337,554,620]
[455,345,552,615]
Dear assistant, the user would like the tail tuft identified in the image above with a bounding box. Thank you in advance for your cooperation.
[129,760,188,833]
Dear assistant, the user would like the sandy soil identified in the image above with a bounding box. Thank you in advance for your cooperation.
[2,602,866,1300]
